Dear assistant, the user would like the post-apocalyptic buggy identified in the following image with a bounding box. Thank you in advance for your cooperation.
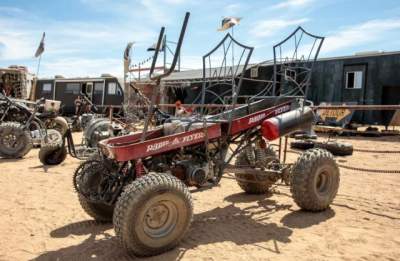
[73,12,340,257]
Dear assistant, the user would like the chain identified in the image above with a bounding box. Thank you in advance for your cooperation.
[353,148,400,154]
[337,164,400,174]
[287,150,400,174]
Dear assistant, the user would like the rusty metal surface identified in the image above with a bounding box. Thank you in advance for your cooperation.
[389,110,400,126]
[103,123,221,162]
[128,103,400,110]
[224,165,282,176]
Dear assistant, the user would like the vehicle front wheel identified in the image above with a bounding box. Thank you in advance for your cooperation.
[113,173,193,257]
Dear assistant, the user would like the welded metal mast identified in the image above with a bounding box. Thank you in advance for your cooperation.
[140,12,190,142]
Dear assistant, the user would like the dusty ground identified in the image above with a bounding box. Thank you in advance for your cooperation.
[0,133,400,261]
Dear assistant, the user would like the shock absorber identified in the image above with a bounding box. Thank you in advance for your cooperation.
[135,159,146,177]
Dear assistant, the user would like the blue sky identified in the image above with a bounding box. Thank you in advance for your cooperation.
[1,0,400,77]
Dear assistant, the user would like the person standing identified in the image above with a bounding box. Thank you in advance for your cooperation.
[74,96,82,115]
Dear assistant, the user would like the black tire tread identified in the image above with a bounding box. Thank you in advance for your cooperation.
[78,194,114,222]
[113,173,193,257]
[315,141,353,156]
[290,140,315,150]
[234,146,277,194]
[39,142,67,165]
[0,121,32,158]
[290,148,340,211]
[50,116,69,136]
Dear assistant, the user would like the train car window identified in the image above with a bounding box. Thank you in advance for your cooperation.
[94,82,103,94]
[65,83,80,94]
[42,83,52,93]
[108,82,117,95]
[345,71,363,89]
[116,87,123,96]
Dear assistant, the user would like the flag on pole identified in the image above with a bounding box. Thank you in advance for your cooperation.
[124,42,134,74]
[217,17,241,31]
[147,39,165,52]
[124,42,134,62]
[34,32,45,58]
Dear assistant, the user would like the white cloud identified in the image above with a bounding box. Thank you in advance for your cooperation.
[271,0,314,10]
[162,0,187,4]
[40,57,123,77]
[139,0,170,24]
[322,18,400,54]
[223,3,241,15]
[250,18,309,38]
[80,0,186,24]
[0,11,155,77]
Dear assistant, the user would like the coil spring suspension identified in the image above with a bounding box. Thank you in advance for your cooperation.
[135,159,146,177]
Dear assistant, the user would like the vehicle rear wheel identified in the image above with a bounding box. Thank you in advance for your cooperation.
[113,173,193,257]
[290,148,340,211]
[39,143,67,165]
[0,121,32,158]
[46,116,69,136]
[234,145,278,194]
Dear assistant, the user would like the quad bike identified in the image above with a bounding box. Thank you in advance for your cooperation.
[0,93,68,135]
[72,13,339,257]
[0,93,67,158]
[38,111,128,165]
[38,76,161,165]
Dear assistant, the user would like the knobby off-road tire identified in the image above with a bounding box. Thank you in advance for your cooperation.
[0,121,32,158]
[78,194,114,222]
[73,160,115,222]
[113,173,193,257]
[290,148,340,211]
[290,140,315,150]
[234,145,278,194]
[315,141,353,156]
[39,143,67,165]
[46,116,69,136]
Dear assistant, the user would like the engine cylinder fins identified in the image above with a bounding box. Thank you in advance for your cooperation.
[188,167,207,187]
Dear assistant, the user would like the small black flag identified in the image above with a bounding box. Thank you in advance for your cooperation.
[34,32,45,58]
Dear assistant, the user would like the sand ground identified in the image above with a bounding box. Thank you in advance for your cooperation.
[0,133,399,261]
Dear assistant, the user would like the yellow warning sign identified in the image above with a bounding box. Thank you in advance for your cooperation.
[319,108,351,122]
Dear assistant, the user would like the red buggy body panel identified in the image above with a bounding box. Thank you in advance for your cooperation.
[99,100,295,162]
[100,124,221,162]
[227,102,292,135]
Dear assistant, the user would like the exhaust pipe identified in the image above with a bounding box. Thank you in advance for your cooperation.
[261,106,314,141]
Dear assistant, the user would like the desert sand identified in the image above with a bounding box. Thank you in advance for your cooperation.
[0,133,399,261]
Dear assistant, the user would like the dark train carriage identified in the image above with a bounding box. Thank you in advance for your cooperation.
[162,51,400,126]
[35,74,124,115]
[309,51,400,125]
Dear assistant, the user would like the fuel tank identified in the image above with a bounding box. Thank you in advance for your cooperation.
[261,106,314,141]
